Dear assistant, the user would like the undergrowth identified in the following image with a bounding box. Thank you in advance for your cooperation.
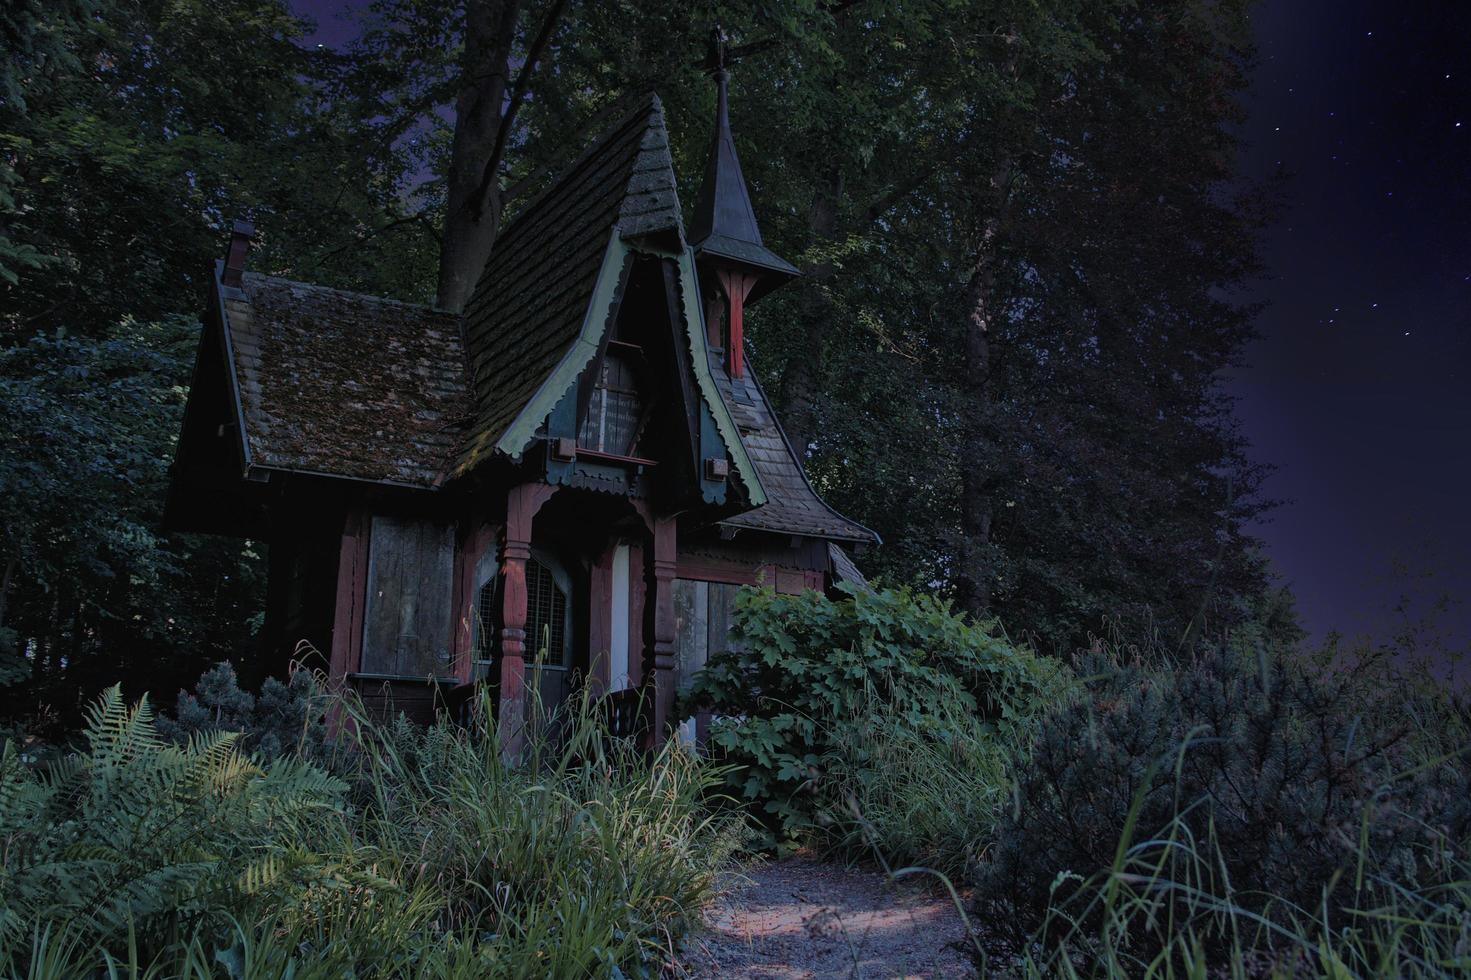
[0,678,743,977]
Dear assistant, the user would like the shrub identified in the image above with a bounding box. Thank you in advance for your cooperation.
[157,660,329,761]
[820,685,1018,875]
[0,680,742,976]
[682,583,1060,847]
[973,641,1471,965]
[346,689,746,976]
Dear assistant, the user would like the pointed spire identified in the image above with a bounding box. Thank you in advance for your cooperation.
[690,28,799,302]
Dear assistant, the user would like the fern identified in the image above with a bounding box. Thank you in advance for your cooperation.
[0,685,348,964]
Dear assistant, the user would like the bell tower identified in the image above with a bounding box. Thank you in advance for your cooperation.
[689,29,800,378]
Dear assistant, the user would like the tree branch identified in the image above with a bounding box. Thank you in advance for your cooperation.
[309,212,436,267]
[471,0,569,220]
[861,164,939,225]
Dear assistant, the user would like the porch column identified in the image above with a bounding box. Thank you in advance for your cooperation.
[498,483,555,759]
[648,514,678,747]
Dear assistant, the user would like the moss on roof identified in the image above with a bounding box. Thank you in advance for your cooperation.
[224,273,469,487]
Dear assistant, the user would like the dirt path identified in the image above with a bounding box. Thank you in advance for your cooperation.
[682,857,977,979]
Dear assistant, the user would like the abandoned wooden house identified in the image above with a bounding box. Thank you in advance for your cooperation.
[164,72,875,750]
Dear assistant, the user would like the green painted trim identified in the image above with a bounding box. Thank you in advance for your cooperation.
[494,234,764,507]
[495,231,631,458]
[212,260,253,475]
[676,247,766,506]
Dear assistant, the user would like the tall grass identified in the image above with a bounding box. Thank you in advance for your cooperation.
[819,687,1016,877]
[0,679,744,977]
[816,640,1470,978]
[1010,762,1471,978]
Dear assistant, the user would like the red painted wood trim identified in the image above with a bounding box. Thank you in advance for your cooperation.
[587,545,615,698]
[498,483,558,757]
[575,448,660,467]
[674,556,762,586]
[716,269,756,378]
[329,508,370,681]
[648,515,678,748]
[775,568,808,595]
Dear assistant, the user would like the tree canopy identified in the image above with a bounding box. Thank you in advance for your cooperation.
[0,0,1283,728]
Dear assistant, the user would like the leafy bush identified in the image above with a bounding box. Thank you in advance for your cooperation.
[683,583,1060,847]
[973,641,1471,965]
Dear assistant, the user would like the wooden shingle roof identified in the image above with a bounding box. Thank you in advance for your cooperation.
[201,92,873,549]
[714,356,877,544]
[221,271,470,487]
[454,95,684,474]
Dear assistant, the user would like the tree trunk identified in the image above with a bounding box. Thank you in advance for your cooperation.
[435,0,521,313]
[0,544,18,633]
[778,168,843,456]
[953,157,1013,620]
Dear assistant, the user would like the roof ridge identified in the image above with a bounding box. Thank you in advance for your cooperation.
[490,92,666,254]
[242,271,457,320]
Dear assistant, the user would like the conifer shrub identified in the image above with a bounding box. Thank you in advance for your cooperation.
[972,642,1471,962]
[157,659,329,760]
[682,583,1061,847]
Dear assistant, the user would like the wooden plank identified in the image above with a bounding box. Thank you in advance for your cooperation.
[361,517,455,678]
[329,508,369,681]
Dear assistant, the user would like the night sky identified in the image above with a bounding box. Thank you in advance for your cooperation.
[1233,0,1471,667]
[294,0,1471,666]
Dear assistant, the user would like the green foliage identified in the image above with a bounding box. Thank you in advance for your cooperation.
[0,681,741,976]
[0,685,349,959]
[157,661,329,761]
[819,687,1027,877]
[972,641,1471,963]
[0,319,264,730]
[683,583,1059,845]
[347,689,745,976]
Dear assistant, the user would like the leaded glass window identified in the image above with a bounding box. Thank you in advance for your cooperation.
[578,349,643,456]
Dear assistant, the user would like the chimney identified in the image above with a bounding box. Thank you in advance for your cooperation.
[222,219,255,288]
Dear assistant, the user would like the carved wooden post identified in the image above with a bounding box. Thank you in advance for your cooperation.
[648,514,678,748]
[498,483,554,760]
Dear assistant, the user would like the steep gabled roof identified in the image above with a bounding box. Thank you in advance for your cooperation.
[713,355,877,544]
[219,269,470,487]
[454,95,685,475]
[181,89,874,552]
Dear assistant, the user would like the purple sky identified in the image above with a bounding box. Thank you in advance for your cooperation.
[290,0,1471,665]
[1230,0,1470,666]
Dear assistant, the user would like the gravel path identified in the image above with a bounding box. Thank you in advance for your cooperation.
[682,857,977,979]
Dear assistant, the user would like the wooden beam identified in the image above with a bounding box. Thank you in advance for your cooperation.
[328,508,370,681]
[498,482,557,759]
[647,515,679,748]
[450,520,496,684]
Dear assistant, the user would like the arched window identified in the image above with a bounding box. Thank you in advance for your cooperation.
[578,346,643,457]
[474,550,573,676]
